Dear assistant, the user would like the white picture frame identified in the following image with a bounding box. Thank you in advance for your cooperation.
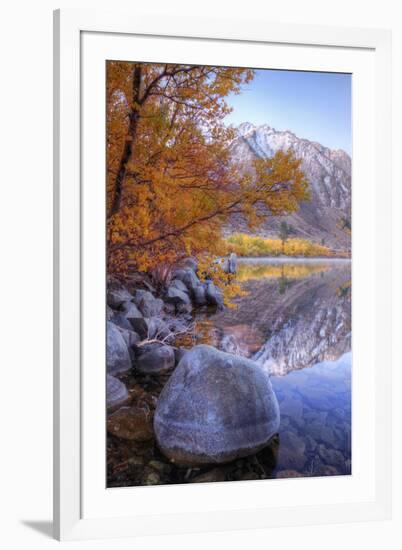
[53,8,392,541]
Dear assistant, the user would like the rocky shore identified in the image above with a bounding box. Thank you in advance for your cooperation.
[106,257,351,487]
[106,257,282,485]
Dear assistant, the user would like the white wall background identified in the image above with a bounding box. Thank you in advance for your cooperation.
[0,0,400,548]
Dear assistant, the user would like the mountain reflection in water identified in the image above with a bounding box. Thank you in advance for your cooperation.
[191,258,352,478]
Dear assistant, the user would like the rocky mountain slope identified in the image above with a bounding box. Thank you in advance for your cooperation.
[228,123,351,251]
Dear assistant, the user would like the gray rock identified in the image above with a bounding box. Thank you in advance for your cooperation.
[194,284,207,306]
[106,305,114,320]
[182,269,201,296]
[128,317,149,339]
[205,281,224,309]
[170,279,188,293]
[136,343,175,374]
[175,301,192,314]
[107,287,133,309]
[112,312,134,331]
[228,253,237,274]
[121,301,142,321]
[128,317,168,340]
[166,286,191,306]
[135,291,164,317]
[190,468,226,483]
[171,268,187,282]
[173,267,201,296]
[107,375,130,410]
[222,253,237,275]
[182,257,198,272]
[154,345,280,466]
[118,327,140,350]
[173,347,188,365]
[163,302,176,315]
[107,321,132,374]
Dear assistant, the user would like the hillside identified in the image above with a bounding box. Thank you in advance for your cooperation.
[227,123,351,251]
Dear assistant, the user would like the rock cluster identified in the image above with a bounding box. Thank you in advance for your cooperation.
[106,257,287,484]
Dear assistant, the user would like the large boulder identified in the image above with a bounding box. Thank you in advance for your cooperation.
[107,321,132,374]
[154,345,280,465]
[106,374,130,411]
[135,343,175,374]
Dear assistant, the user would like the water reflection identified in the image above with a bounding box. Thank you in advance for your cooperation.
[193,258,352,478]
[195,259,351,376]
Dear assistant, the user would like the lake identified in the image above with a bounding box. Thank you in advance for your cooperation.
[107,257,351,485]
[190,257,352,478]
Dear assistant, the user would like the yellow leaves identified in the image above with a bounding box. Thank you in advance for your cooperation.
[226,234,335,258]
[106,61,312,293]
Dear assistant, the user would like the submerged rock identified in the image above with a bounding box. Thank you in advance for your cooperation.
[154,345,280,466]
[277,431,306,471]
[190,468,226,483]
[107,404,154,441]
[107,321,132,374]
[106,375,130,411]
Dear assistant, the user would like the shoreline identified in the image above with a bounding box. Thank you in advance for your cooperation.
[237,256,351,264]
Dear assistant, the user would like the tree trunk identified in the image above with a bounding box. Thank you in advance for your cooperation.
[109,64,142,217]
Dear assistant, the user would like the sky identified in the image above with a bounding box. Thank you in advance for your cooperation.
[225,69,352,154]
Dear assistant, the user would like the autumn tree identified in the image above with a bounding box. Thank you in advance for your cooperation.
[106,61,310,285]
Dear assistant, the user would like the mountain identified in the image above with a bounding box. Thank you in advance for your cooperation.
[227,123,352,251]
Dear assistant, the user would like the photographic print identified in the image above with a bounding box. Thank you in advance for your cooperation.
[106,61,351,487]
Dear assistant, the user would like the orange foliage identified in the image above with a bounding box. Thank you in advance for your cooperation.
[106,61,310,278]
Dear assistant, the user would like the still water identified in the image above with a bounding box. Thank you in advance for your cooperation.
[107,258,351,485]
[192,258,352,478]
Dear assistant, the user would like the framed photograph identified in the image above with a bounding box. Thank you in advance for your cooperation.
[54,9,392,540]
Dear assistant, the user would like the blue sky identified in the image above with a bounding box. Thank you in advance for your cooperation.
[225,69,351,154]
